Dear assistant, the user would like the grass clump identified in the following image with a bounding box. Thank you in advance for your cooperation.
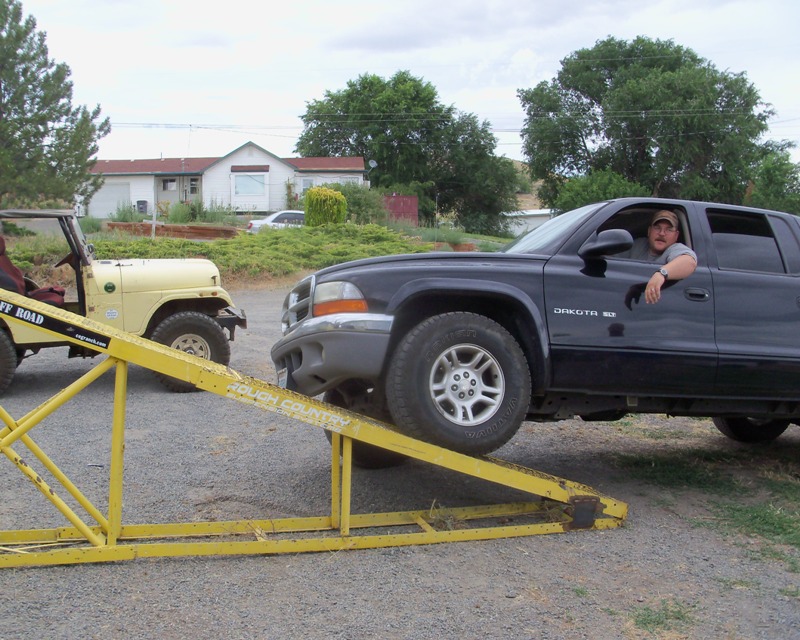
[631,598,695,634]
[615,442,800,569]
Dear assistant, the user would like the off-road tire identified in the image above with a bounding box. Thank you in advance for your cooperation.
[150,311,230,393]
[386,312,531,455]
[324,382,407,469]
[0,330,17,395]
[712,416,790,443]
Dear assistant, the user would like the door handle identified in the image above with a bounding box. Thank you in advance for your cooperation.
[685,287,710,301]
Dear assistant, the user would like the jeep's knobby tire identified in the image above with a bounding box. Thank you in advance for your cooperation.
[324,382,407,469]
[0,330,18,395]
[386,312,531,455]
[712,416,790,443]
[150,311,230,393]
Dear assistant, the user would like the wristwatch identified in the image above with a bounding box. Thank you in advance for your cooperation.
[657,267,669,279]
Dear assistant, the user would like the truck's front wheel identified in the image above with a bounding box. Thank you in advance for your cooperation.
[386,312,531,455]
[150,311,230,392]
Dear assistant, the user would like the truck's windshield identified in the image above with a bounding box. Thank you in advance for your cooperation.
[502,202,606,255]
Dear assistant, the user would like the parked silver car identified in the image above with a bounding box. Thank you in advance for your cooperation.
[246,210,304,233]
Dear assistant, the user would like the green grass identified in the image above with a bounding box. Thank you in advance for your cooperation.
[615,443,800,572]
[6,222,434,286]
[614,448,745,493]
[631,598,695,634]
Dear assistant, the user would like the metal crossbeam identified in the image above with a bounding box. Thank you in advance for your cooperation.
[0,290,627,568]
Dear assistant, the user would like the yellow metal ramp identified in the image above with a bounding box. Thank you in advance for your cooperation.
[0,290,627,568]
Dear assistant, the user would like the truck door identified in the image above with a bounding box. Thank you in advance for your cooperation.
[707,209,800,397]
[543,206,717,396]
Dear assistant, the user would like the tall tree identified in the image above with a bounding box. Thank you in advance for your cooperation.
[746,144,800,214]
[296,71,452,188]
[296,71,518,233]
[518,36,772,207]
[0,0,109,205]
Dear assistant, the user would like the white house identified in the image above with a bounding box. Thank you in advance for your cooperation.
[503,209,554,235]
[86,141,367,218]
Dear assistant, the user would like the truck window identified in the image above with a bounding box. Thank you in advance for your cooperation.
[707,210,786,274]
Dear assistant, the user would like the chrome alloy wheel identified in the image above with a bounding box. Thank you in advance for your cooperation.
[429,343,504,426]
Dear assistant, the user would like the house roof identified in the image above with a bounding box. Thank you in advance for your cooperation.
[283,157,366,172]
[90,144,366,176]
[91,157,219,175]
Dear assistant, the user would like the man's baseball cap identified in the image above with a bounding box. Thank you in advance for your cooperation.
[651,210,678,227]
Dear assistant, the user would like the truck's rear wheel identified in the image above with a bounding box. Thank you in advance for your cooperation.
[712,417,789,443]
[386,312,531,455]
[150,311,230,392]
[0,330,17,395]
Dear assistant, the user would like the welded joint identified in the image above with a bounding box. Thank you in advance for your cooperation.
[566,496,601,529]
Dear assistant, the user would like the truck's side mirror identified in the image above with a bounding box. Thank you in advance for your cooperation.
[578,229,633,259]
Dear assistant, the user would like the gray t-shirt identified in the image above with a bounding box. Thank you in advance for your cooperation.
[618,238,697,264]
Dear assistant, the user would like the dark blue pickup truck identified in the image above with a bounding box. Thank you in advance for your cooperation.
[272,198,800,464]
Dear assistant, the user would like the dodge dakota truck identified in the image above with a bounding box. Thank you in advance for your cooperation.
[272,197,800,464]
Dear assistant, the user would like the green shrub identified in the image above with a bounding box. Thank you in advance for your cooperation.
[108,201,143,222]
[327,183,388,225]
[305,187,347,226]
[201,199,237,225]
[78,215,103,234]
[0,221,36,237]
[167,202,192,223]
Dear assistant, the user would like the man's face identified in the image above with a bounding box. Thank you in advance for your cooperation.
[648,220,679,255]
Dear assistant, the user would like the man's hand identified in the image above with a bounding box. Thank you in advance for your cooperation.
[645,271,666,304]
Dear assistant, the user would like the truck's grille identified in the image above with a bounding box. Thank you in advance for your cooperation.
[281,275,314,334]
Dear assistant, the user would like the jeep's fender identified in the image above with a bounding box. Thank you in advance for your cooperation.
[385,277,551,393]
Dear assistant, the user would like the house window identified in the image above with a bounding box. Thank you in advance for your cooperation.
[301,178,314,193]
[189,178,199,195]
[235,174,265,196]
[162,178,177,191]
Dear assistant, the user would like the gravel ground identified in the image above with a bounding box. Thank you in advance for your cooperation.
[1,284,799,640]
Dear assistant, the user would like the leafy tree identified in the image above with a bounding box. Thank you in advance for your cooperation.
[0,0,109,205]
[297,71,450,188]
[745,144,800,214]
[553,169,650,213]
[518,36,772,208]
[296,71,518,233]
[427,111,518,234]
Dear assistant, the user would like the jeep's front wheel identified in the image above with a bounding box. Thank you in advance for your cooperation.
[150,311,230,392]
[386,312,531,455]
[0,330,18,395]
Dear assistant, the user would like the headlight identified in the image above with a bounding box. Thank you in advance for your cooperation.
[312,281,369,317]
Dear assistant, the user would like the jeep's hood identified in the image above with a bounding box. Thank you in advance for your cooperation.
[93,258,223,292]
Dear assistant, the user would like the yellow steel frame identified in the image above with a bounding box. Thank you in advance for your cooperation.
[0,290,627,568]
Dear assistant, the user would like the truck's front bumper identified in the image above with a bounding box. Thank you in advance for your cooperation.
[270,313,393,397]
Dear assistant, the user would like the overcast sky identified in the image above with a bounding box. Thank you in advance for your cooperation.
[19,0,800,163]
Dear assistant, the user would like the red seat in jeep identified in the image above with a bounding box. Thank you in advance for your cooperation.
[0,236,65,307]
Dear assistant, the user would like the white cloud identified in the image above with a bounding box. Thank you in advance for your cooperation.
[17,0,800,161]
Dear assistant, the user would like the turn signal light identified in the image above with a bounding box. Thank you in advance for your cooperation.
[313,298,369,316]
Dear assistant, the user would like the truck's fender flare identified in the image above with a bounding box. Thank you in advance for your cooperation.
[386,277,551,392]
